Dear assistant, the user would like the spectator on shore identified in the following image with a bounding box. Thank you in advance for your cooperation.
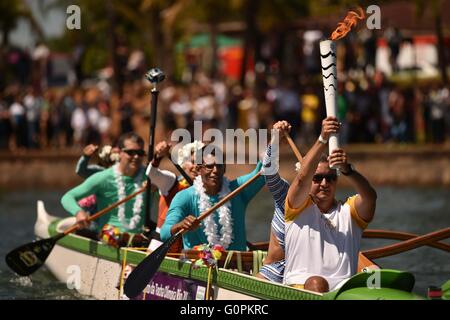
[169,88,192,130]
[301,86,319,147]
[10,94,27,150]
[71,99,88,148]
[60,89,76,147]
[272,79,301,141]
[119,92,134,135]
[427,84,448,143]
[227,85,242,129]
[389,87,408,142]
[48,91,63,148]
[374,72,393,142]
[238,89,258,130]
[386,27,403,73]
[86,103,101,145]
[362,30,377,71]
[337,82,349,145]
[0,96,11,150]
[23,87,42,149]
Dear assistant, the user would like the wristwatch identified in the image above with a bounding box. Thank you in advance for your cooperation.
[341,163,355,176]
[151,155,162,167]
[318,135,328,144]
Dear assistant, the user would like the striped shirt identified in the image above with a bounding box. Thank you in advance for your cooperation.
[259,144,289,283]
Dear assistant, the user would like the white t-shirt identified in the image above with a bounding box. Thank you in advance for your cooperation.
[10,102,25,117]
[284,195,368,290]
[71,107,87,131]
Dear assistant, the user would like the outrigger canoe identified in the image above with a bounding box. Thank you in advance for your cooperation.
[34,201,425,300]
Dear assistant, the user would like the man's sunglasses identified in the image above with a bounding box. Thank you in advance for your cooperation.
[312,174,337,183]
[201,163,225,172]
[122,149,146,157]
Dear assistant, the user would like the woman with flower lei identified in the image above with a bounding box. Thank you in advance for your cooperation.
[146,141,203,228]
[61,132,152,242]
[160,146,265,251]
[145,140,204,252]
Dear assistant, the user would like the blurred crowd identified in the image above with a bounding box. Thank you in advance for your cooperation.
[159,71,450,147]
[0,84,111,151]
[0,70,449,152]
[1,27,449,152]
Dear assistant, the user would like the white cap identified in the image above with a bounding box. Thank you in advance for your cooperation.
[177,141,205,166]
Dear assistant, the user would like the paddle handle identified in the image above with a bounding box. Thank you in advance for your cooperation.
[170,159,194,186]
[363,227,450,259]
[284,132,303,163]
[178,171,262,236]
[63,185,148,235]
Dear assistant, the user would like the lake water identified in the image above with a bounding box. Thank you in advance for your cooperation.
[0,187,449,299]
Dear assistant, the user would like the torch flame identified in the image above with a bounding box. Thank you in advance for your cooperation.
[330,7,366,41]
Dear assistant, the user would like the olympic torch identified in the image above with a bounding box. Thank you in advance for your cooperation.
[320,7,365,168]
[320,39,339,162]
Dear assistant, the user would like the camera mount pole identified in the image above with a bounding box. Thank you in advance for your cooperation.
[144,68,165,236]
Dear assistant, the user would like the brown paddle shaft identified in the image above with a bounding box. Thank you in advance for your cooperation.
[170,158,194,186]
[63,184,148,235]
[234,229,450,253]
[186,171,262,232]
[363,229,450,253]
[5,184,148,276]
[363,227,450,259]
[284,132,303,162]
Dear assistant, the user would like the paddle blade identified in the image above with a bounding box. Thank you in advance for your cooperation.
[5,237,57,276]
[124,232,182,298]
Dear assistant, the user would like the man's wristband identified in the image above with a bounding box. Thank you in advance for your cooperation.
[152,156,162,167]
[341,163,355,176]
[318,135,328,144]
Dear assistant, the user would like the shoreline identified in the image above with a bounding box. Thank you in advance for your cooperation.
[0,144,449,191]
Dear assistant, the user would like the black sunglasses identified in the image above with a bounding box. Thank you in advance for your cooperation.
[122,149,145,157]
[201,163,225,172]
[312,174,337,183]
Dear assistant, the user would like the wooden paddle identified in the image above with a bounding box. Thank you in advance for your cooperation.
[5,185,148,277]
[284,132,303,162]
[169,158,194,186]
[363,229,450,253]
[363,227,450,259]
[124,171,263,298]
[223,229,450,253]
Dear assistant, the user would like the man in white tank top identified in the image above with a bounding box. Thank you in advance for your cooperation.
[284,116,377,292]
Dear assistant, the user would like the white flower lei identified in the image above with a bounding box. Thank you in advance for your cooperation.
[113,163,145,231]
[193,175,233,249]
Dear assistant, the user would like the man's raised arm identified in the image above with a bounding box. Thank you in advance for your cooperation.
[287,117,340,208]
